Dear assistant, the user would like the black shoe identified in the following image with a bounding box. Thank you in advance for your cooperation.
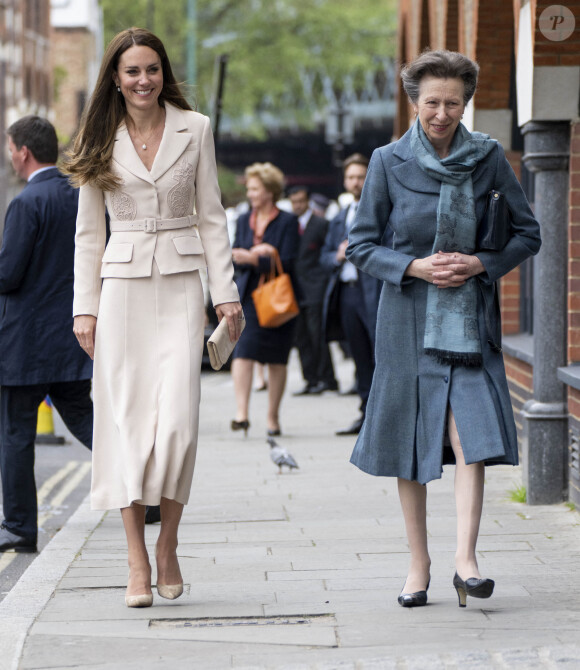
[292,383,318,396]
[145,505,161,525]
[336,416,364,435]
[231,419,250,436]
[309,380,339,394]
[267,428,282,437]
[319,380,339,392]
[0,523,37,553]
[453,571,495,608]
[398,578,430,608]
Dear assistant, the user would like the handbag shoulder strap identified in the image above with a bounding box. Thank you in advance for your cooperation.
[257,248,284,287]
[271,248,284,276]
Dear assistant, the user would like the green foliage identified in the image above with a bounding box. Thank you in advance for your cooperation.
[99,0,190,84]
[507,484,527,504]
[99,0,397,134]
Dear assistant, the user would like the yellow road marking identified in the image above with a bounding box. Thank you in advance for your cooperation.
[0,549,17,574]
[37,462,91,526]
[0,460,91,576]
[37,460,79,506]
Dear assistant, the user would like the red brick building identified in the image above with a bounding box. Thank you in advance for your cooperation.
[50,0,103,143]
[396,0,580,505]
[0,0,52,222]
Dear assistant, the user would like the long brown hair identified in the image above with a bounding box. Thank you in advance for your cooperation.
[63,27,193,191]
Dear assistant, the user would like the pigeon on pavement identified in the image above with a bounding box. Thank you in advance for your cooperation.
[267,437,299,472]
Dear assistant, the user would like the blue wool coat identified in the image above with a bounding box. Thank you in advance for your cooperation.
[346,126,541,484]
[0,168,93,385]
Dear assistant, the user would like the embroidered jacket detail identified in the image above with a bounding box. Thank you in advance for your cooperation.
[168,159,194,218]
[110,190,137,221]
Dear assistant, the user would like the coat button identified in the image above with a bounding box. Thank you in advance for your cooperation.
[444,376,449,383]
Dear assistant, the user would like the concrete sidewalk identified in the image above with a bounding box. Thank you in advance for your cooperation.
[1,352,580,669]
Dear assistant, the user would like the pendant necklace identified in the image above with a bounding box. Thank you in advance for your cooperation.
[130,113,164,151]
[134,125,157,151]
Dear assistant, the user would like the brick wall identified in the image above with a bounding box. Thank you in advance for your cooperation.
[474,0,514,110]
[447,0,459,50]
[500,151,524,334]
[51,27,94,143]
[505,355,534,453]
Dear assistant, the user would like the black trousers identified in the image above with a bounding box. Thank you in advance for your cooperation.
[339,282,375,414]
[0,379,93,541]
[294,303,337,387]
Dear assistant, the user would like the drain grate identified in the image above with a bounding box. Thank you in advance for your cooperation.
[150,614,336,629]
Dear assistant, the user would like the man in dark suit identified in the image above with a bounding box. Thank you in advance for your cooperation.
[0,116,93,553]
[321,154,381,435]
[289,186,338,396]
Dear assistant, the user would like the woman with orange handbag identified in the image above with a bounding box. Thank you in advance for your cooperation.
[231,162,300,437]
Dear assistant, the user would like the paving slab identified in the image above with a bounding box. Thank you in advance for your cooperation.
[1,351,579,669]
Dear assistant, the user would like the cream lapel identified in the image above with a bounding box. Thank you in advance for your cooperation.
[112,122,156,186]
[149,103,193,183]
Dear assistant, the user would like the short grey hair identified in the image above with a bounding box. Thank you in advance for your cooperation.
[401,49,479,106]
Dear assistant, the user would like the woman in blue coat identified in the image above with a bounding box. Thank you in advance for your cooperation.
[231,163,300,437]
[346,50,541,609]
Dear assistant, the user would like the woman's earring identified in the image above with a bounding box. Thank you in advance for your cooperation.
[117,86,121,92]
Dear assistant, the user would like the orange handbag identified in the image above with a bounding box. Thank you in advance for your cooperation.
[251,250,299,328]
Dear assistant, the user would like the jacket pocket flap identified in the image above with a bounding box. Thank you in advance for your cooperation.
[172,235,204,255]
[102,242,133,263]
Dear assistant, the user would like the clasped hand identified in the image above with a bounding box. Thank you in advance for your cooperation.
[232,243,277,267]
[407,251,484,288]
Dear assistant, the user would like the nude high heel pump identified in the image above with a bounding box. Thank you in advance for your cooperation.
[125,570,153,608]
[125,593,154,608]
[157,583,184,600]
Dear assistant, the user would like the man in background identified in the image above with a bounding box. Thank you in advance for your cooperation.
[0,116,93,553]
[321,154,381,435]
[289,186,338,396]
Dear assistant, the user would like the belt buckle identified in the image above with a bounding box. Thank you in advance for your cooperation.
[144,218,157,233]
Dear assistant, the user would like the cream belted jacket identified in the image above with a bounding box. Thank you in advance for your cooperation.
[73,103,239,317]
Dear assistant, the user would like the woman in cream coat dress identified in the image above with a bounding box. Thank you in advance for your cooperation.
[66,28,242,608]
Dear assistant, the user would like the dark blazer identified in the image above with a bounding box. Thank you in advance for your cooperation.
[320,205,382,342]
[295,212,331,306]
[0,168,93,385]
[233,209,300,302]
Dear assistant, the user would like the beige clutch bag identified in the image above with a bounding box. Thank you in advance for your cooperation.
[207,314,245,370]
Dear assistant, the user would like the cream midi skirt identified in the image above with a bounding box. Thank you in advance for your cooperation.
[90,263,204,510]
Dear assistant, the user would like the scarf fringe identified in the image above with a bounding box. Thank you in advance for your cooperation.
[424,348,483,368]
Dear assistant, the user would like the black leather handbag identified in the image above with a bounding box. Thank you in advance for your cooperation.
[477,190,511,251]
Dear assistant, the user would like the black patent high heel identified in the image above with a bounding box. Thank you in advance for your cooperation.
[231,419,250,436]
[397,577,430,608]
[453,572,495,608]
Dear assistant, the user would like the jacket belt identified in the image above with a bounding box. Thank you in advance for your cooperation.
[109,214,197,233]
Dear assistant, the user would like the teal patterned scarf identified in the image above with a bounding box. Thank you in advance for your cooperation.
[410,121,497,367]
